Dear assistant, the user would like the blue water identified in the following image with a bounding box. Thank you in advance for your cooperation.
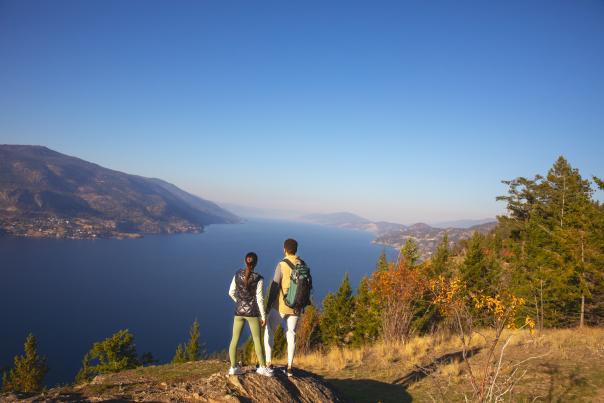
[0,219,395,386]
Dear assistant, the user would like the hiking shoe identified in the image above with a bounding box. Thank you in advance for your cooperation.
[228,367,243,376]
[287,367,294,377]
[256,366,274,377]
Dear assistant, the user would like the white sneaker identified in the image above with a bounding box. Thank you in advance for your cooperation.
[228,367,243,375]
[256,366,274,377]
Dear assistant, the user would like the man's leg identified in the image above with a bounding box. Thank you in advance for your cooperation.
[263,308,280,365]
[285,315,299,368]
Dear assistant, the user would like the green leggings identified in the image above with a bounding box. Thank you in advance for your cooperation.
[229,316,265,368]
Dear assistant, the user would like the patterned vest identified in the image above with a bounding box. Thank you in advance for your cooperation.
[234,269,263,317]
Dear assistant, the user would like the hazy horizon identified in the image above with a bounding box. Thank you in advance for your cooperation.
[1,1,603,223]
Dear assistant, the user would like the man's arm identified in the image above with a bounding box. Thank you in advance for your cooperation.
[265,263,283,310]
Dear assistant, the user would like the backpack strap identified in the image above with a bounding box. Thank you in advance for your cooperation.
[280,259,296,301]
[281,259,296,271]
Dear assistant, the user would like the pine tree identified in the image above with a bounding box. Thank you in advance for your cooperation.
[320,273,355,347]
[400,238,420,267]
[376,249,389,272]
[497,156,604,327]
[2,333,48,393]
[430,232,450,278]
[172,344,186,364]
[75,352,92,384]
[351,276,381,346]
[185,319,207,361]
[172,319,207,364]
[460,233,499,295]
[75,329,139,383]
[2,371,8,392]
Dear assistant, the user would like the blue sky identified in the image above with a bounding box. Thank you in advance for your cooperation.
[1,0,603,223]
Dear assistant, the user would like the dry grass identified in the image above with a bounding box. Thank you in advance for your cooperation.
[290,327,604,402]
[292,331,486,375]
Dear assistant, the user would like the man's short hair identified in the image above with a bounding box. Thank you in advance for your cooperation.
[284,238,298,255]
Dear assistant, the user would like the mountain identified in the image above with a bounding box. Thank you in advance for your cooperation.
[373,221,497,260]
[301,212,370,226]
[431,217,496,229]
[0,145,240,239]
[300,212,497,259]
[221,202,303,220]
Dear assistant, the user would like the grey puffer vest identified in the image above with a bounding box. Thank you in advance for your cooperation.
[234,269,263,317]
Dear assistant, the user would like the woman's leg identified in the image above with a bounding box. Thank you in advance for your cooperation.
[246,316,266,367]
[229,316,245,368]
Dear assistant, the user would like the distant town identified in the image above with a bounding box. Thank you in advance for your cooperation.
[0,215,202,240]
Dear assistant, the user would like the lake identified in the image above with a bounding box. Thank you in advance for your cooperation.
[0,219,396,386]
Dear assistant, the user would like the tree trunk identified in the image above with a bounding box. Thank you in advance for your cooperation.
[540,279,544,332]
[580,233,585,328]
[580,294,585,328]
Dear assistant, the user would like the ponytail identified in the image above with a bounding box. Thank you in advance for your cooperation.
[244,252,258,289]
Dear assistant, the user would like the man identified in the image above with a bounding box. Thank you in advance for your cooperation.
[264,238,302,377]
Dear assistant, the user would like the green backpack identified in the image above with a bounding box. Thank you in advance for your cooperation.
[281,259,313,313]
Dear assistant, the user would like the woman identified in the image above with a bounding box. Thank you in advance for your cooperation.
[227,252,273,376]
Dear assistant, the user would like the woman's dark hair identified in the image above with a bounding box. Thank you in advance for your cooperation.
[244,252,258,289]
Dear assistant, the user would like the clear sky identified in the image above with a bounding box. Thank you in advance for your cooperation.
[1,0,603,224]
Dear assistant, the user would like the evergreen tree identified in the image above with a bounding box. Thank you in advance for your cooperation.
[2,333,48,393]
[185,319,207,361]
[75,352,92,384]
[2,371,8,392]
[430,232,450,278]
[351,276,381,346]
[172,344,186,364]
[400,238,420,267]
[460,233,499,294]
[376,249,389,272]
[497,156,604,327]
[320,273,355,347]
[75,329,139,383]
[172,319,207,364]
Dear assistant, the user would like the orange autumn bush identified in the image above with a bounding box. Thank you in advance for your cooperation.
[370,258,428,343]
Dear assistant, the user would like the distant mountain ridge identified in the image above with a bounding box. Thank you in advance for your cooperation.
[300,212,497,259]
[431,217,497,229]
[0,145,240,239]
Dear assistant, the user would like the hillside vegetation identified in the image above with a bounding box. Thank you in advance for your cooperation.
[292,327,604,402]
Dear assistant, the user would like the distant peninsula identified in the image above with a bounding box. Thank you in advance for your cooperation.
[300,212,496,259]
[0,145,240,239]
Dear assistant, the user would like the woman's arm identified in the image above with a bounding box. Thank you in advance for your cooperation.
[256,278,266,322]
[228,276,237,302]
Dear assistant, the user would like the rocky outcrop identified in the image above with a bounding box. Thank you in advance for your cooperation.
[0,361,343,402]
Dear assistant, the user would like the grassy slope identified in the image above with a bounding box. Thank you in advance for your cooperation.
[288,328,604,402]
